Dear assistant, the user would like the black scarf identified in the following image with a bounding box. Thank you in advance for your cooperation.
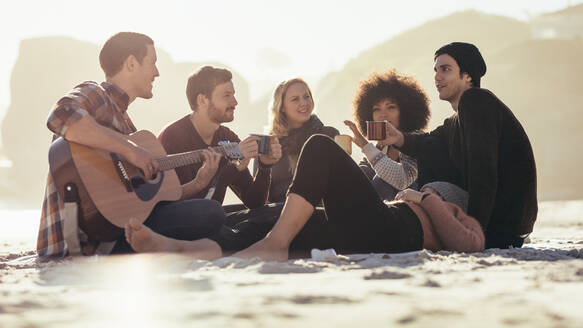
[279,115,326,156]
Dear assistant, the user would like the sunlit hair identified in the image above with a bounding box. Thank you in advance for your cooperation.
[353,69,430,135]
[267,78,314,137]
[186,65,233,111]
[99,32,154,77]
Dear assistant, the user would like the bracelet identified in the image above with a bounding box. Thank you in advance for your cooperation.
[421,193,431,201]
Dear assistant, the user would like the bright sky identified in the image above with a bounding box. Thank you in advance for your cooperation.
[0,0,580,113]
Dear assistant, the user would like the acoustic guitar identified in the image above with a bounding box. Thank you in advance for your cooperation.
[49,130,243,242]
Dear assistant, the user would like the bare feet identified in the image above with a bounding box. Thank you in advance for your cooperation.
[232,237,289,262]
[124,218,223,260]
[125,218,176,253]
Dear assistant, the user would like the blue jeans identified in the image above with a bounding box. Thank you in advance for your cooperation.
[111,199,225,253]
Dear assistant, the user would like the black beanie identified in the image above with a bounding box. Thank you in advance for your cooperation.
[434,42,486,87]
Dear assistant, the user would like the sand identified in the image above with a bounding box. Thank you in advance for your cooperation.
[1,200,583,327]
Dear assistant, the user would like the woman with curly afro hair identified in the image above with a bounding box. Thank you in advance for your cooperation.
[344,69,431,200]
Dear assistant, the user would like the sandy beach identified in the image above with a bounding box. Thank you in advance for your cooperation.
[1,199,583,328]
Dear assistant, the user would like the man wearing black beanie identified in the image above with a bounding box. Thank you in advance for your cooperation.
[385,42,538,249]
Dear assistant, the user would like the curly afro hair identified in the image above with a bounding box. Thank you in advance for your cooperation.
[353,69,430,135]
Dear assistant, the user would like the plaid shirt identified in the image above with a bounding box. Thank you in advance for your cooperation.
[37,81,136,257]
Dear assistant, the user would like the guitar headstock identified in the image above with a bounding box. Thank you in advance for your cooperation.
[218,141,244,161]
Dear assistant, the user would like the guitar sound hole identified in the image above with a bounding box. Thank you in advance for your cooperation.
[131,176,145,188]
[131,172,159,188]
[129,171,165,201]
[136,170,158,181]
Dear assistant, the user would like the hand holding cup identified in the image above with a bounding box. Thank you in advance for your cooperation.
[239,135,260,159]
[366,120,387,141]
[377,121,405,148]
[257,135,282,166]
[343,120,368,148]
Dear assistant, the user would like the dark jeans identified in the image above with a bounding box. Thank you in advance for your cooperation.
[286,135,423,254]
[111,199,225,254]
[222,203,248,217]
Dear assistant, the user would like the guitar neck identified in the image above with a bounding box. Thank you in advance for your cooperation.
[156,146,229,171]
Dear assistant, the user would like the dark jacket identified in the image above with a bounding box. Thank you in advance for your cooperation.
[401,88,537,238]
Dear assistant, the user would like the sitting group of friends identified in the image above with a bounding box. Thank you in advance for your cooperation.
[37,32,537,261]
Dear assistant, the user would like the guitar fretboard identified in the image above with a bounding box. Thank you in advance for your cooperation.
[156,146,230,171]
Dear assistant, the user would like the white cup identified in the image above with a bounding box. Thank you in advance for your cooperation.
[334,135,352,155]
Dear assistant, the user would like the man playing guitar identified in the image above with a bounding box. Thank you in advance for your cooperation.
[38,32,227,258]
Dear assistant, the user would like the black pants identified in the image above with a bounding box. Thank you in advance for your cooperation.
[214,203,332,257]
[287,135,423,254]
[213,135,423,255]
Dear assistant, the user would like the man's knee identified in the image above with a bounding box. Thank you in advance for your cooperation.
[206,200,226,228]
[187,199,225,231]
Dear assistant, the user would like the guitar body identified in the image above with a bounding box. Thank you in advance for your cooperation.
[49,130,182,242]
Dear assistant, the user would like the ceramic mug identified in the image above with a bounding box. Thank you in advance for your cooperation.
[252,134,271,155]
[366,121,387,140]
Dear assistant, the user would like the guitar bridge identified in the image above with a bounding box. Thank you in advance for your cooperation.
[110,153,133,192]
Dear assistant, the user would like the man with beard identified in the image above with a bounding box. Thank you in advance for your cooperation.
[158,66,281,209]
[383,42,537,249]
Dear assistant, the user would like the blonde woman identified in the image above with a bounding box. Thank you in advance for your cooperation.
[255,78,338,202]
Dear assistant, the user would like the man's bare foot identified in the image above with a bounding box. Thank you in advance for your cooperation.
[124,218,223,260]
[232,237,289,262]
[124,218,178,253]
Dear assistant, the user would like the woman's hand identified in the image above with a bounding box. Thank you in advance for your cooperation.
[343,120,368,148]
[395,188,424,203]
